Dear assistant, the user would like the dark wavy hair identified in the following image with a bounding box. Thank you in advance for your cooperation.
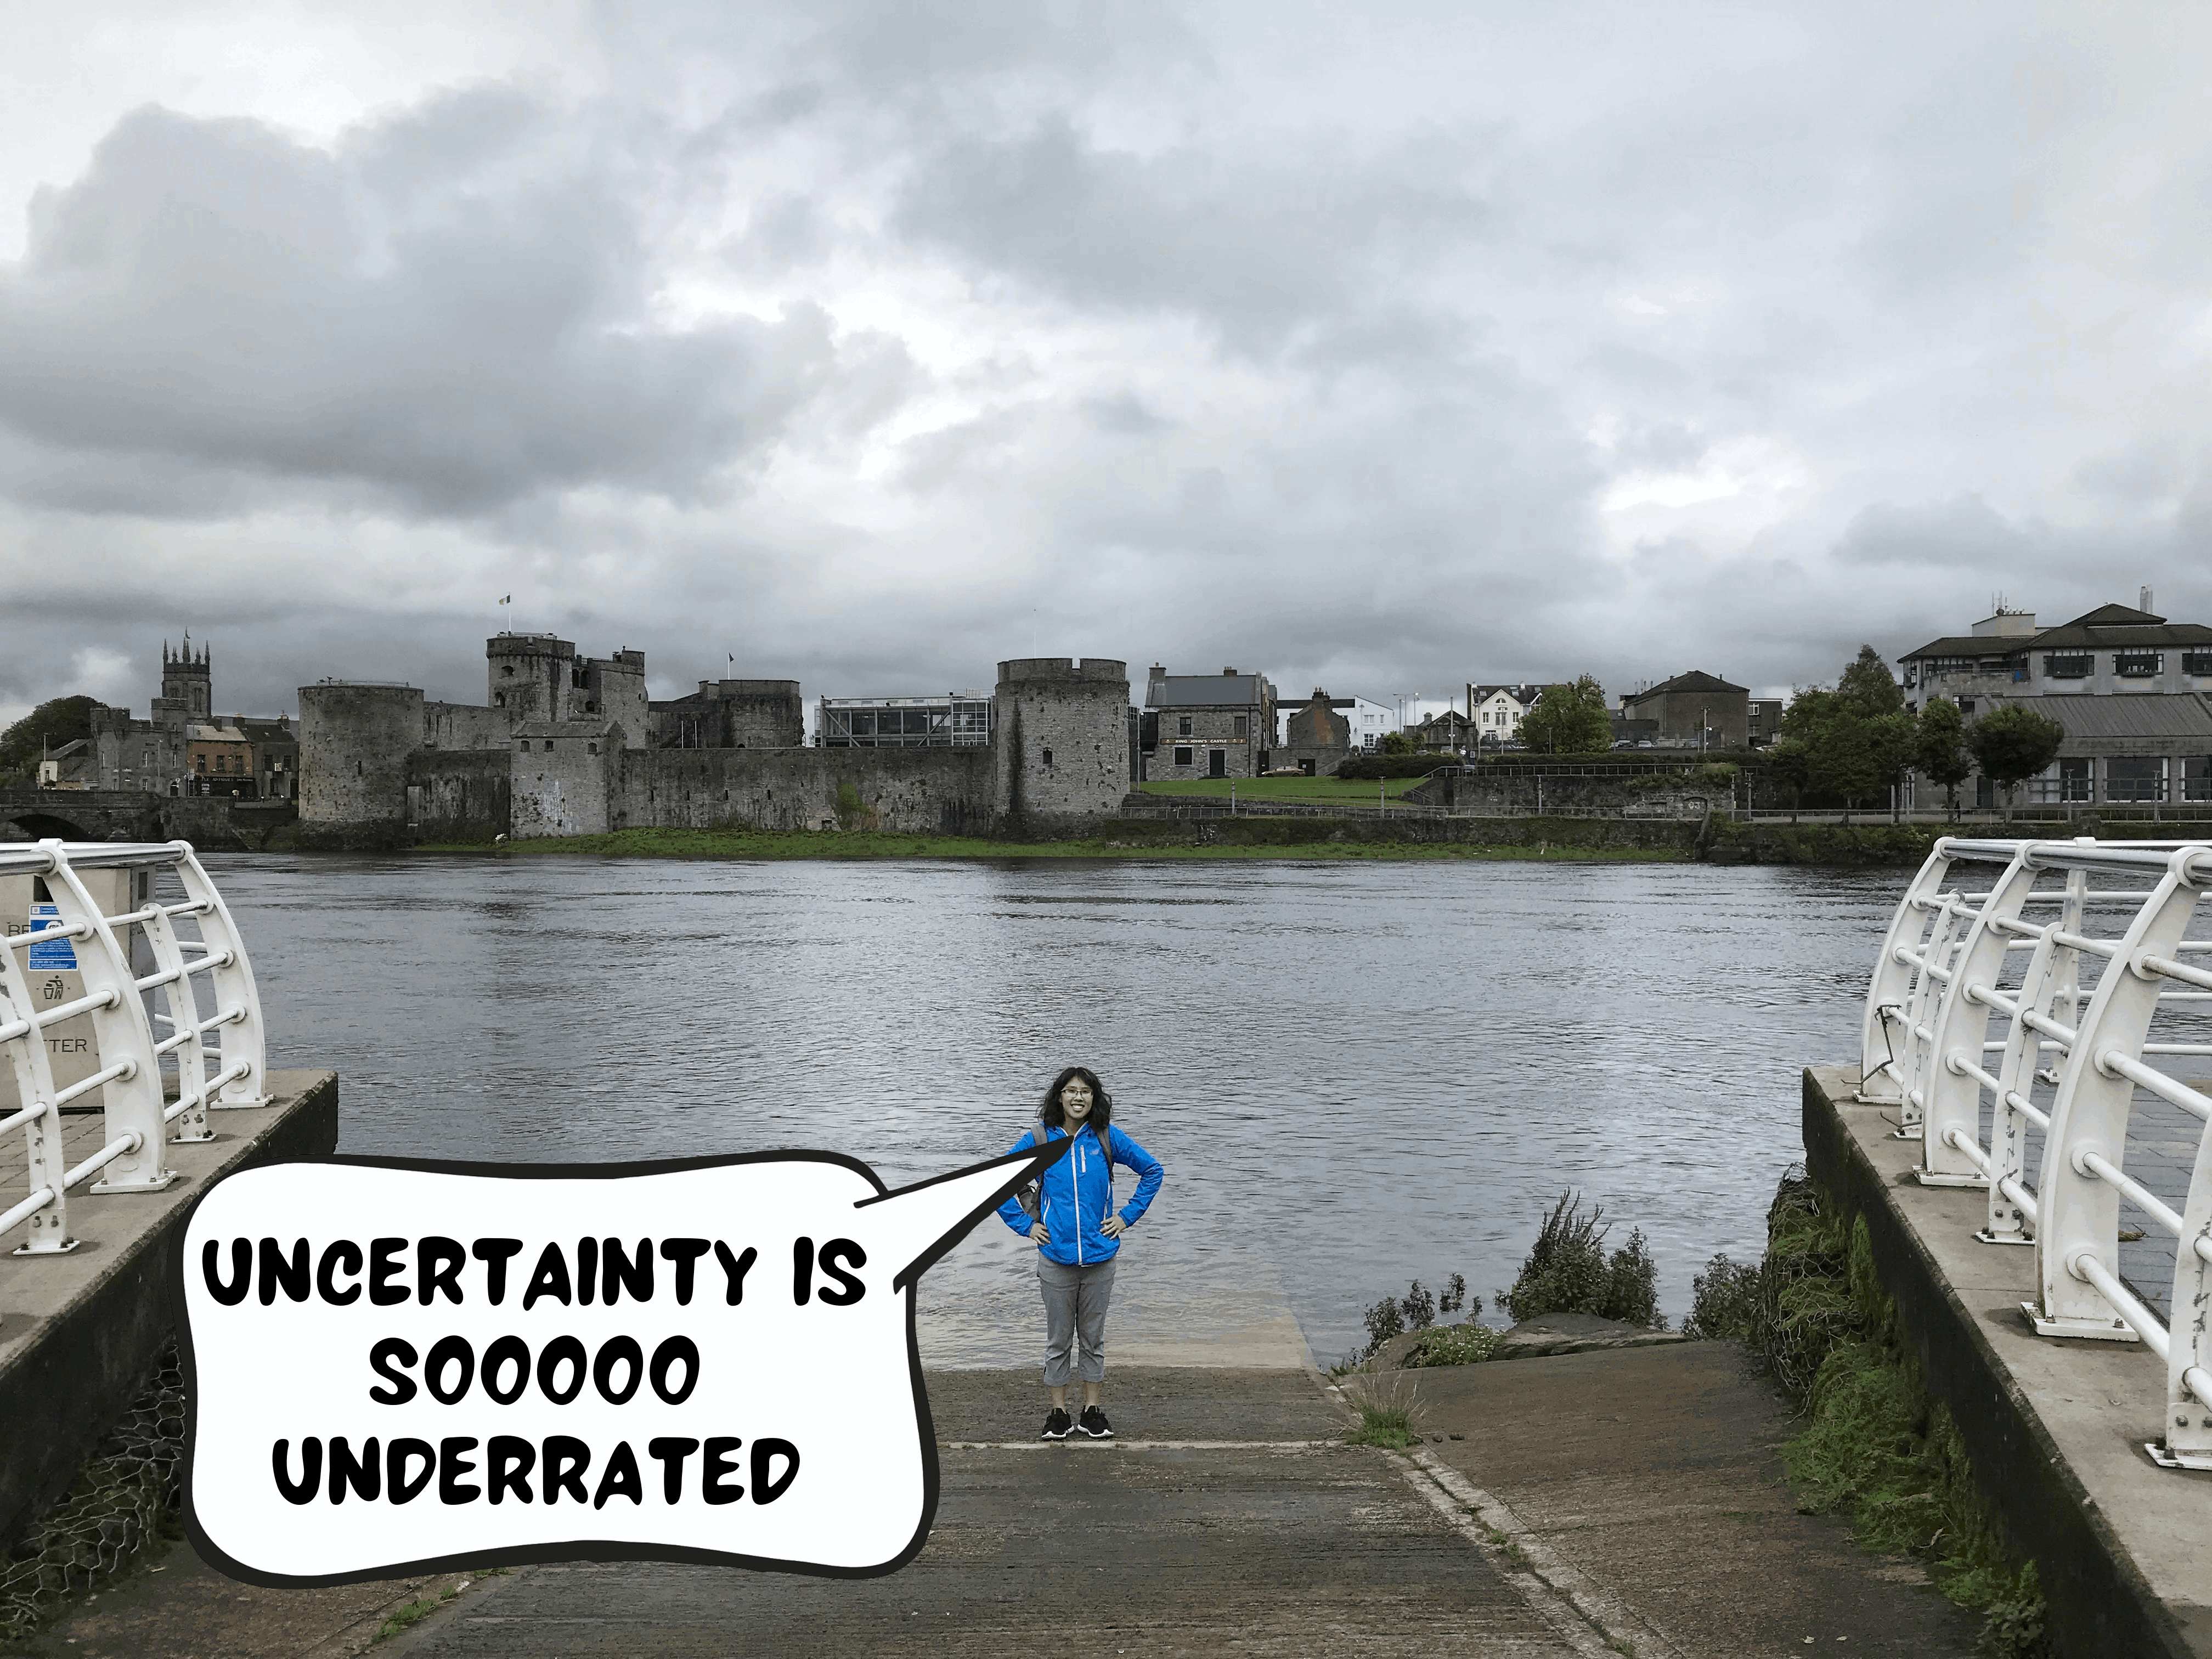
[1039,1065,1113,1146]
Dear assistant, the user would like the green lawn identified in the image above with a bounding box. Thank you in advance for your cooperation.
[409,826,1683,862]
[1137,775,1429,802]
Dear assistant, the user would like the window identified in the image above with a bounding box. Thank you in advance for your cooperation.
[1959,700,1975,714]
[1041,747,1053,766]
[1233,715,1249,739]
[518,741,531,752]
[502,665,515,677]
[194,755,206,772]
[2114,652,2163,678]
[2183,653,2212,676]
[2107,757,2166,802]
[587,742,599,755]
[494,692,505,707]
[1177,715,1193,737]
[2185,757,2211,802]
[2042,654,2091,679]
[1173,746,1193,766]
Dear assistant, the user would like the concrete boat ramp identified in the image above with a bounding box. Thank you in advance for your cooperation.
[31,1345,1980,1658]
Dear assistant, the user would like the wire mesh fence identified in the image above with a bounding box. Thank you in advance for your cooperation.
[1,1342,184,1643]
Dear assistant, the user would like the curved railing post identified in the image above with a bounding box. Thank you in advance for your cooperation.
[36,842,172,1194]
[2032,848,2206,1340]
[1894,887,1971,1141]
[2159,1102,2212,1469]
[0,859,74,1255]
[1859,839,1963,1104]
[129,859,211,1143]
[169,844,269,1108]
[1920,844,2040,1185]
[1978,866,2085,1243]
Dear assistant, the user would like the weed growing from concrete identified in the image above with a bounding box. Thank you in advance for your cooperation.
[1342,1375,1425,1450]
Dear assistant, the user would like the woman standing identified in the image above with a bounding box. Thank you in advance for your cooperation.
[997,1066,1165,1440]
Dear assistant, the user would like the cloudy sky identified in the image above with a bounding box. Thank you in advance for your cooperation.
[2,2,2207,727]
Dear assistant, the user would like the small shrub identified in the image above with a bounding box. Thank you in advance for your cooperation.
[1682,1252,1761,1342]
[1401,1280,1437,1330]
[1362,1296,1406,1356]
[1497,1192,1666,1328]
[1440,1273,1468,1314]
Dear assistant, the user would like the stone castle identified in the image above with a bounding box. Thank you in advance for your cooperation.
[298,635,1136,847]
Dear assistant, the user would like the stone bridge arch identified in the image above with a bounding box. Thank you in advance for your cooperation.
[0,789,169,844]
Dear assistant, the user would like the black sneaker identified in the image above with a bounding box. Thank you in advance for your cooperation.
[1041,1408,1072,1441]
[1077,1406,1114,1439]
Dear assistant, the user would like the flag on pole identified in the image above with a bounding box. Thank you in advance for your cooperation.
[499,595,511,605]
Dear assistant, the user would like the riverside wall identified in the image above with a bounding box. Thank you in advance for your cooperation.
[0,1073,337,1555]
[1802,1067,2212,1659]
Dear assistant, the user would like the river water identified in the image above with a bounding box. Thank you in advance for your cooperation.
[201,852,1901,1368]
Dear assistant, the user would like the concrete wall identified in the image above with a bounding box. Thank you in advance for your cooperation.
[1406,770,1725,817]
[407,749,512,842]
[297,685,422,849]
[996,658,1133,830]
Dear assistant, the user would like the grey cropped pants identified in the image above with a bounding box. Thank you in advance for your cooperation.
[1037,1255,1118,1386]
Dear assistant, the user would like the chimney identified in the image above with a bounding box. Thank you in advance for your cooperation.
[1222,666,1237,675]
[2141,585,2155,613]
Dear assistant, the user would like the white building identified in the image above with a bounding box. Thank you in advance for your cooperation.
[1466,684,1545,746]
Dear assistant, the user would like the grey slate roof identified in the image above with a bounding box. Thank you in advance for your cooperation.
[2025,694,2212,740]
[1623,670,1746,704]
[1146,674,1270,708]
[1900,603,2212,661]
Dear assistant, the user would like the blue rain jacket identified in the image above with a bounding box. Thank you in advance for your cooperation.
[996,1122,1164,1267]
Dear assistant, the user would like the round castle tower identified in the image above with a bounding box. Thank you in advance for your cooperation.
[486,633,578,724]
[994,658,1132,832]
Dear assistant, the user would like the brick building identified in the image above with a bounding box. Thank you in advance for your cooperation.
[1619,671,1750,750]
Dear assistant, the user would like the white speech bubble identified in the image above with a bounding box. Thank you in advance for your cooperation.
[174,1142,1065,1585]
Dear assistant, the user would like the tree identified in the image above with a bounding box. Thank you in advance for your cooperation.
[1377,730,1417,757]
[0,696,98,785]
[1913,697,1974,817]
[1517,675,1611,754]
[1771,646,1918,810]
[1966,704,2066,821]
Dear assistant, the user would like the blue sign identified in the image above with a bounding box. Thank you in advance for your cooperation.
[26,904,76,971]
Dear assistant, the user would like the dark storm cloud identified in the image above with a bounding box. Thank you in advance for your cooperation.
[893,118,1493,351]
[0,93,842,516]
[4,2,2211,729]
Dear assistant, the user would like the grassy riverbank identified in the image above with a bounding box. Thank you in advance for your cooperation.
[410,825,1686,862]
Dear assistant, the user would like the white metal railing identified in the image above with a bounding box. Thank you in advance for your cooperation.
[1,839,266,1257]
[1863,836,2212,1470]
